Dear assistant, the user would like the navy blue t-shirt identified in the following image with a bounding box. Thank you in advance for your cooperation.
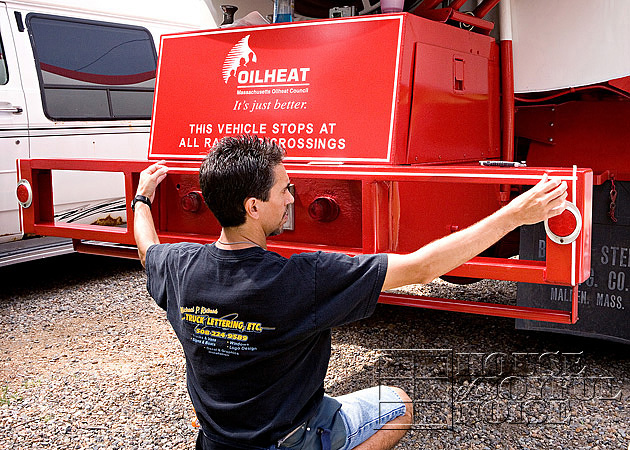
[146,243,387,447]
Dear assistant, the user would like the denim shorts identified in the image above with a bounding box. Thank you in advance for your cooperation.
[335,386,407,450]
[277,386,406,450]
[198,387,407,450]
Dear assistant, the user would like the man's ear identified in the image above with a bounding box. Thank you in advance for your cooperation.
[244,197,259,220]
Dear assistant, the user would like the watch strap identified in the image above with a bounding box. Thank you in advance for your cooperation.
[131,194,152,212]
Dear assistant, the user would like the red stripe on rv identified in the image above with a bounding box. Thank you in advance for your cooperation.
[40,62,155,85]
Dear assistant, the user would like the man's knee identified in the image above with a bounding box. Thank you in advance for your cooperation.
[388,386,413,422]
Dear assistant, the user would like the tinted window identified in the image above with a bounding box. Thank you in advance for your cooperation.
[0,34,8,85]
[28,14,157,120]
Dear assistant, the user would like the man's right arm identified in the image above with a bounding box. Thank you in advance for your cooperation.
[382,175,568,291]
[134,161,168,267]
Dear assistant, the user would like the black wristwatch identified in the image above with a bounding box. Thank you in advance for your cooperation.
[131,194,152,212]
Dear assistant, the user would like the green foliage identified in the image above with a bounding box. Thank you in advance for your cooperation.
[0,385,23,406]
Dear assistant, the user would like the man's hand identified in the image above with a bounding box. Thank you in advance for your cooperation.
[134,161,169,267]
[137,160,169,201]
[504,174,568,228]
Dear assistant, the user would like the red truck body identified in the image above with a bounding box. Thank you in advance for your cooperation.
[17,12,596,327]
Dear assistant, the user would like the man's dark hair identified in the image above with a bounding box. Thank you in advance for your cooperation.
[199,135,285,227]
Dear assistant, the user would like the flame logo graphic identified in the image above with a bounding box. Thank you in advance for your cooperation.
[223,35,257,84]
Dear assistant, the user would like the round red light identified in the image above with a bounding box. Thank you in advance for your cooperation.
[181,191,202,213]
[308,197,339,222]
[16,180,32,208]
[544,202,582,245]
[547,209,577,238]
[16,184,30,203]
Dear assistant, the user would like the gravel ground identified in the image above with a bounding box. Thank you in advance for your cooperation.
[1,253,628,450]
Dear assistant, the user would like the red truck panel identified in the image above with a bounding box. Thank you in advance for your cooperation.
[149,14,499,165]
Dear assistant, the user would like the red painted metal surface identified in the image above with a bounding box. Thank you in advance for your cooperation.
[500,40,515,163]
[411,9,494,35]
[379,287,580,324]
[17,157,592,323]
[517,100,630,181]
[406,38,500,163]
[151,16,407,163]
[149,14,498,165]
[608,75,630,95]
[73,240,139,260]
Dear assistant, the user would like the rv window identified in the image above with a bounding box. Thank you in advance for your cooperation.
[0,34,8,85]
[27,14,157,120]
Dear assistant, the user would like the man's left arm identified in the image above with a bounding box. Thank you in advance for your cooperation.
[134,161,169,267]
[382,175,567,291]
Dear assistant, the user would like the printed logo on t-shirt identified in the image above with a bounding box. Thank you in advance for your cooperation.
[180,306,275,357]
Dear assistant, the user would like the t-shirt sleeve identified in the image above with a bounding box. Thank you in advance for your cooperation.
[145,244,170,310]
[313,252,387,329]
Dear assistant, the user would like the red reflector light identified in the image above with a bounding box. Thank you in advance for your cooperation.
[16,184,29,203]
[16,179,32,208]
[181,191,202,213]
[308,197,339,222]
[544,202,582,245]
[547,210,577,237]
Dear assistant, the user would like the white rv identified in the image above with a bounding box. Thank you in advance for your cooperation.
[0,0,219,265]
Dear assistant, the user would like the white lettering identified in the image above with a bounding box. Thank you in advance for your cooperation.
[538,240,546,259]
[600,246,630,267]
[234,68,310,85]
[273,99,307,110]
[237,71,249,84]
[287,68,299,82]
[189,123,213,134]
[596,292,624,309]
[620,248,628,268]
[319,123,337,134]
[269,136,346,151]
[264,69,276,83]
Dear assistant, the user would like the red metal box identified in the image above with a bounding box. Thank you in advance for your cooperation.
[149,14,500,165]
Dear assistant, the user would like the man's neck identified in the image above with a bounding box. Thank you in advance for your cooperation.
[216,228,266,250]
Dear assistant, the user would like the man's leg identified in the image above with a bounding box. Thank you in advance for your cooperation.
[352,388,412,450]
[335,386,413,450]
